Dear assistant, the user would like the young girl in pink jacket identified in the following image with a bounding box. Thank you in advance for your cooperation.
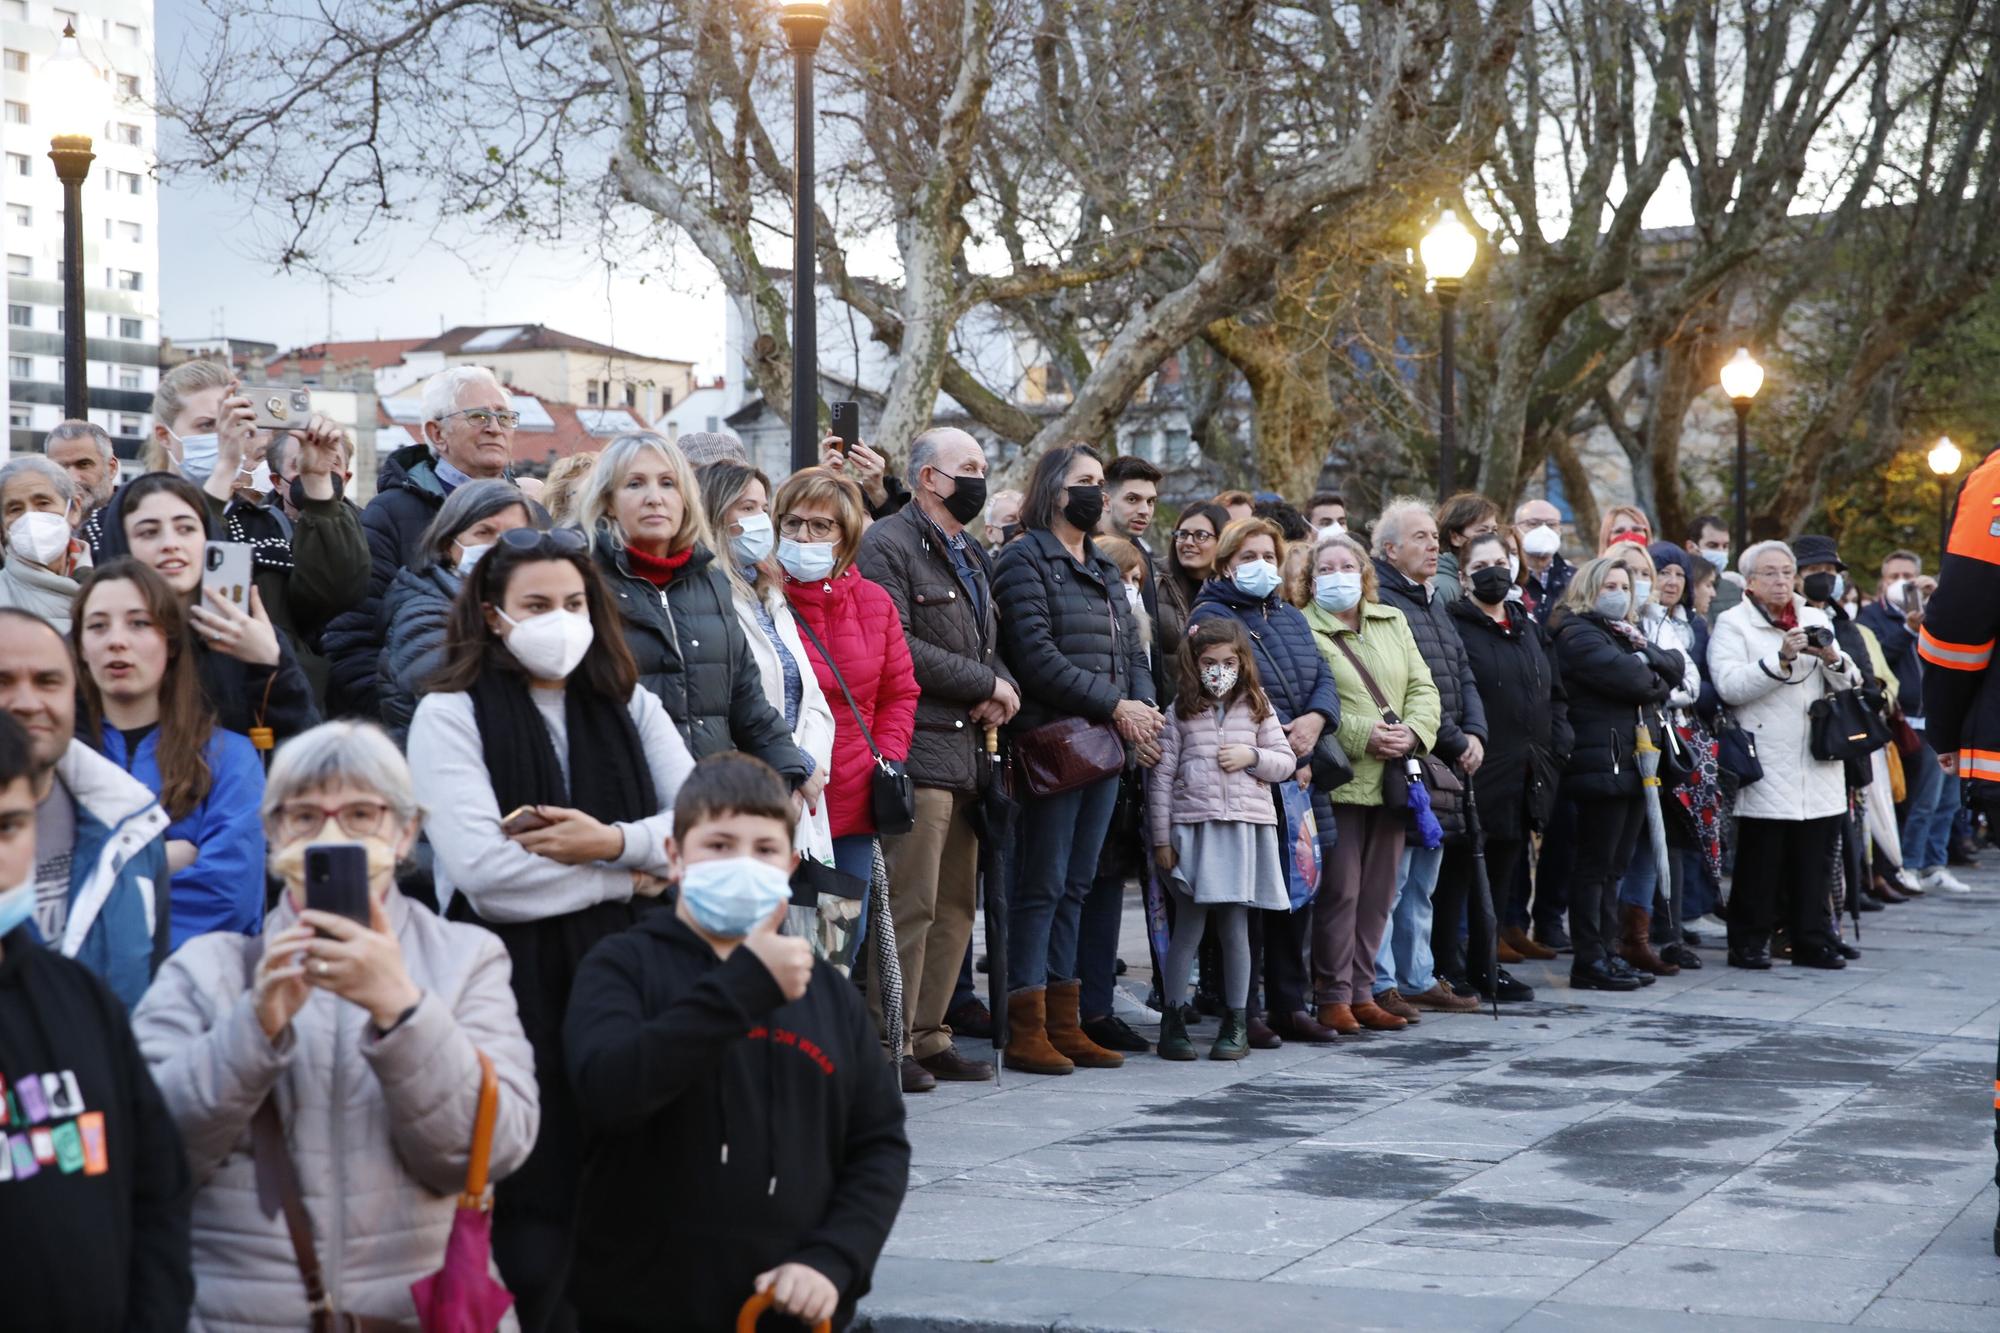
[1147,618,1298,1060]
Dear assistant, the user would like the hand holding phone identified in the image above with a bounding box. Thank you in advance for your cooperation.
[830,401,860,454]
[304,844,372,933]
[244,384,313,432]
[203,541,254,611]
[501,806,555,836]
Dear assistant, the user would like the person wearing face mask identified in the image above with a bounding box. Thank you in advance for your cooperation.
[992,445,1163,1074]
[73,562,266,952]
[0,709,195,1333]
[1685,514,1742,617]
[564,753,909,1332]
[406,531,692,1329]
[1433,492,1501,605]
[1303,532,1440,1031]
[1445,535,1570,1003]
[0,456,86,633]
[132,721,539,1332]
[1306,491,1348,539]
[1191,516,1343,1045]
[376,479,542,745]
[1550,557,1685,991]
[1513,497,1573,626]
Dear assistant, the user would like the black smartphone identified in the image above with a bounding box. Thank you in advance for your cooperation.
[830,400,860,454]
[304,843,371,932]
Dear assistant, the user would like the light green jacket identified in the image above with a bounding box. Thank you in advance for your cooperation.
[1305,598,1442,807]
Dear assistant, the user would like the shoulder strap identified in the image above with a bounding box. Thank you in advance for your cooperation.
[1330,630,1398,720]
[792,615,886,763]
[252,1098,333,1320]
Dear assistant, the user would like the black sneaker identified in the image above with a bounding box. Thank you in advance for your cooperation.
[1474,969,1536,1002]
[1082,1014,1152,1053]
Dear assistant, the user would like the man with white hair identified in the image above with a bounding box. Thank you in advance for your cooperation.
[42,420,119,523]
[323,365,519,715]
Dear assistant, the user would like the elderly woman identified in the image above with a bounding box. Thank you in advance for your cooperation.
[1304,532,1440,1031]
[1551,556,1684,992]
[376,478,541,742]
[1709,540,1863,971]
[993,445,1161,1075]
[132,721,539,1331]
[578,432,808,785]
[0,454,85,629]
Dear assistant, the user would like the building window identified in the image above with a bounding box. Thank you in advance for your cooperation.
[6,305,29,328]
[114,22,138,44]
[116,73,140,100]
[7,406,29,431]
[586,382,600,406]
[116,413,141,434]
[116,366,140,390]
[114,122,140,145]
[7,356,29,379]
[7,153,27,177]
[624,383,637,408]
[117,317,142,338]
[5,255,28,277]
[116,220,141,242]
[3,49,27,73]
[4,102,28,125]
[5,205,26,228]
[114,270,141,291]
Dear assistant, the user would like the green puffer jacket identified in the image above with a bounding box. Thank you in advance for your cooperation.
[1305,598,1442,807]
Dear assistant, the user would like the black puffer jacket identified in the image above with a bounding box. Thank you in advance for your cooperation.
[323,443,450,716]
[594,540,808,784]
[993,528,1155,734]
[1371,558,1488,763]
[1450,597,1573,837]
[854,503,1013,793]
[375,562,458,744]
[1552,610,1684,801]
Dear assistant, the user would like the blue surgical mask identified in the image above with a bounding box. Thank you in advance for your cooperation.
[678,855,794,939]
[1232,558,1282,600]
[0,881,31,938]
[170,429,220,484]
[778,537,837,583]
[732,513,775,566]
[1314,571,1363,613]
[1699,547,1729,573]
[1633,577,1653,606]
[455,543,492,578]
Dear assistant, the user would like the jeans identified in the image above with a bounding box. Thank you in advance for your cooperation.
[1900,742,1958,869]
[1007,774,1120,992]
[1681,848,1718,921]
[1375,843,1443,995]
[833,833,878,948]
[1079,874,1126,1018]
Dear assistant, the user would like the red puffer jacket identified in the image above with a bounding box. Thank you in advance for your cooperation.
[784,565,920,837]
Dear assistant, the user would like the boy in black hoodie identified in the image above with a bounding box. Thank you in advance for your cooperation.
[565,752,909,1331]
[0,710,193,1330]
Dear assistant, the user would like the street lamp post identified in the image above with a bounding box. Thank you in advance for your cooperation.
[1719,348,1765,555]
[1928,434,1963,569]
[1420,209,1478,502]
[780,2,831,475]
[39,24,106,422]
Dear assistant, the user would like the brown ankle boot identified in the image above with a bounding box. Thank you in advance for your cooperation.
[1003,989,1074,1076]
[1618,904,1679,976]
[1045,980,1124,1068]
[1350,1001,1408,1031]
[1501,925,1557,961]
[1315,1002,1361,1035]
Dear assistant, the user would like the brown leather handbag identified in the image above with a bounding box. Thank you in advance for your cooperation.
[1013,715,1127,798]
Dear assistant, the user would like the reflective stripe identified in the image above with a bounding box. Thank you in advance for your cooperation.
[1958,750,2000,781]
[1917,625,1994,670]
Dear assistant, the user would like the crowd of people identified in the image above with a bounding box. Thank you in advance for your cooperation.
[0,356,1989,1330]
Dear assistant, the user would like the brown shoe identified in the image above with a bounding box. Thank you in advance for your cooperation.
[900,1056,938,1094]
[1501,925,1557,961]
[1618,904,1679,976]
[1247,1015,1284,1050]
[1002,989,1074,1076]
[1374,988,1423,1023]
[1315,1002,1361,1035]
[1408,981,1480,1013]
[1045,980,1124,1068]
[1497,938,1525,964]
[918,1047,995,1083]
[1275,1009,1338,1043]
[1350,1001,1408,1031]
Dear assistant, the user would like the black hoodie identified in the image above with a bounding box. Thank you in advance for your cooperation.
[564,909,908,1332]
[0,926,192,1331]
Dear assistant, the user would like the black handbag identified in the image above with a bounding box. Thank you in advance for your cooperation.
[1252,624,1355,792]
[1808,677,1894,763]
[792,617,918,837]
[1715,710,1764,785]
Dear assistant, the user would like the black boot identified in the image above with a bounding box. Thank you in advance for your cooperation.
[1728,939,1773,970]
[1570,959,1642,992]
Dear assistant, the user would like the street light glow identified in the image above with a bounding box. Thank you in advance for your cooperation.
[37,23,107,146]
[1720,347,1764,403]
[1929,435,1963,477]
[1420,208,1478,286]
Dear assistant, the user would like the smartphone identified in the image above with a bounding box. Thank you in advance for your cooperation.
[1902,581,1924,613]
[830,400,860,454]
[244,384,311,431]
[303,843,370,931]
[202,541,253,610]
[500,805,554,836]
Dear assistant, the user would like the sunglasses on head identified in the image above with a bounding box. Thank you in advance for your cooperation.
[495,527,587,555]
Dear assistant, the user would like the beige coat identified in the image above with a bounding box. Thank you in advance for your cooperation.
[133,892,539,1332]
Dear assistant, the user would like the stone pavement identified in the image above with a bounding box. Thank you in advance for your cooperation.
[856,870,2000,1331]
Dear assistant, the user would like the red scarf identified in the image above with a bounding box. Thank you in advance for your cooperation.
[625,544,693,588]
[1767,598,1798,631]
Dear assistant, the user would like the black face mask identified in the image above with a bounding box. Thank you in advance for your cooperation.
[1470,565,1515,606]
[934,472,987,525]
[1802,572,1838,604]
[1062,484,1105,531]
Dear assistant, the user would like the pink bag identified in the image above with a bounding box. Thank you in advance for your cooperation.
[410,1052,514,1333]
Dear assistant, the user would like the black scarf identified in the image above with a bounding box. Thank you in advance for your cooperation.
[468,658,656,829]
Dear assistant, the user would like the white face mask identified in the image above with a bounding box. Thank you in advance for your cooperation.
[497,607,595,680]
[1885,578,1912,607]
[732,512,775,566]
[1633,577,1653,606]
[778,537,837,583]
[170,429,220,484]
[455,543,492,578]
[1314,571,1363,613]
[1201,662,1239,697]
[1315,519,1346,539]
[1521,525,1562,558]
[1232,558,1282,600]
[679,856,793,938]
[1700,547,1730,573]
[241,459,273,495]
[8,510,70,567]
[1506,554,1521,579]
[1124,583,1143,612]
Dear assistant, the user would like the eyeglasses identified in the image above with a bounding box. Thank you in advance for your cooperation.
[1172,529,1216,546]
[441,408,522,430]
[497,527,587,554]
[275,799,393,841]
[780,514,841,542]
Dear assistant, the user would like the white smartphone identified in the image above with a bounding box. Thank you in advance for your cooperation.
[202,541,253,610]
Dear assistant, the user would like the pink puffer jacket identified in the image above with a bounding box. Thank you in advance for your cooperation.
[1146,695,1298,849]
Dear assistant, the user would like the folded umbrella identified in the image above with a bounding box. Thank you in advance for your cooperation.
[867,842,903,1063]
[1633,714,1675,944]
[410,1053,513,1333]
[1461,786,1500,1020]
[972,729,1019,1060]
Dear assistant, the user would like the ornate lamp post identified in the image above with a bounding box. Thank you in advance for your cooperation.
[1719,347,1765,555]
[1420,208,1477,501]
[39,23,107,421]
[1928,434,1963,568]
[780,2,831,474]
